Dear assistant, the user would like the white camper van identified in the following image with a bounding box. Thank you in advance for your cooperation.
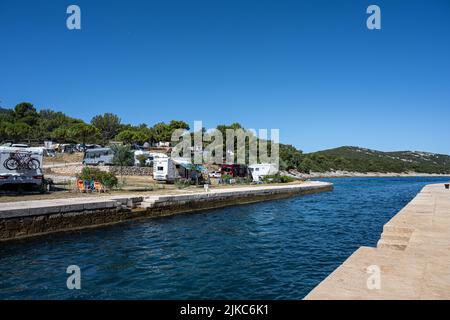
[248,163,279,182]
[153,156,176,182]
[153,156,193,183]
[0,146,44,188]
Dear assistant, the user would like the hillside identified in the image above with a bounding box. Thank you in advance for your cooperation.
[299,146,450,174]
[2,103,450,175]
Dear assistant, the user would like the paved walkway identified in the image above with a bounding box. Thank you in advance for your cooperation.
[0,181,332,219]
[43,162,80,168]
[305,183,450,300]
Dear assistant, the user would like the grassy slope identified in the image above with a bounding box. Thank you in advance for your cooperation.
[302,146,450,174]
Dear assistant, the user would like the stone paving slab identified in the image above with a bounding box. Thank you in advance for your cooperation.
[305,183,450,300]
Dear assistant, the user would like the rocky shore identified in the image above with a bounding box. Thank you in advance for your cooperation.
[282,169,450,180]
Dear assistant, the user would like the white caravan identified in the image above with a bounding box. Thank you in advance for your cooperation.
[0,146,44,188]
[248,163,279,182]
[153,157,191,183]
[153,156,175,183]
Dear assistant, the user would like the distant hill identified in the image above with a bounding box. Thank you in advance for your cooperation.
[298,146,450,174]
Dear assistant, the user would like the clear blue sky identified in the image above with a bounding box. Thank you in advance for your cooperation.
[1,0,449,154]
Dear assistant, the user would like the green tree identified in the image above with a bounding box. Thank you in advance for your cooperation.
[169,120,190,131]
[279,144,304,170]
[68,123,99,147]
[152,122,172,142]
[14,102,39,126]
[115,127,153,145]
[51,127,71,143]
[151,120,190,143]
[91,113,121,144]
[132,130,149,144]
[115,130,136,144]
[216,123,242,137]
[0,107,14,122]
[111,144,134,182]
[3,122,32,142]
[38,109,82,140]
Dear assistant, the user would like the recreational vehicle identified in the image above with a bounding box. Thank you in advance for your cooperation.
[82,148,114,166]
[248,163,279,182]
[0,146,44,188]
[153,156,177,182]
[153,157,202,183]
[220,164,249,178]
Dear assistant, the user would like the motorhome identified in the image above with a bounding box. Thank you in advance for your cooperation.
[153,157,201,183]
[220,164,249,178]
[58,144,75,153]
[0,146,44,188]
[76,144,102,152]
[248,163,279,182]
[82,148,114,166]
[153,156,176,182]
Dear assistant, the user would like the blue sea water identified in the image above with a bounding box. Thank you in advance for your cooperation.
[0,177,448,300]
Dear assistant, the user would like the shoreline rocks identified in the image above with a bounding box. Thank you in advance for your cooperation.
[282,169,450,180]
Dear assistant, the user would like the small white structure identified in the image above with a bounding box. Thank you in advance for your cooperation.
[155,141,171,148]
[44,141,53,149]
[134,150,163,166]
[248,163,279,182]
[134,150,145,166]
[0,146,44,188]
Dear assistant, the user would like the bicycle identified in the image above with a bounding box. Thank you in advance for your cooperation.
[3,151,41,170]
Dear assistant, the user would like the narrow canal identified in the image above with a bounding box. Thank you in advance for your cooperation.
[0,177,448,299]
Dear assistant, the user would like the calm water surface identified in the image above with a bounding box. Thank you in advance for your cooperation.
[0,177,448,299]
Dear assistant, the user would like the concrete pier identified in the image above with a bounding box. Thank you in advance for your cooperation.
[305,183,450,300]
[0,181,332,242]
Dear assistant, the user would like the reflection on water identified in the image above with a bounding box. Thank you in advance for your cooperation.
[0,177,448,299]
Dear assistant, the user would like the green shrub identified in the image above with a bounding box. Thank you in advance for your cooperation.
[77,167,118,189]
[100,172,119,189]
[236,176,252,184]
[220,174,233,184]
[174,179,191,189]
[263,174,295,183]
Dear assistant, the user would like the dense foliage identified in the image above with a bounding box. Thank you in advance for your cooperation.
[77,167,118,189]
[111,145,135,168]
[0,102,189,145]
[2,103,450,174]
[299,146,450,174]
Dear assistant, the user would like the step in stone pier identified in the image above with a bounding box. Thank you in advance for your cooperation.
[0,182,333,241]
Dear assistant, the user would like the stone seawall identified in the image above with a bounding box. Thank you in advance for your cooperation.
[106,166,153,176]
[0,182,333,242]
